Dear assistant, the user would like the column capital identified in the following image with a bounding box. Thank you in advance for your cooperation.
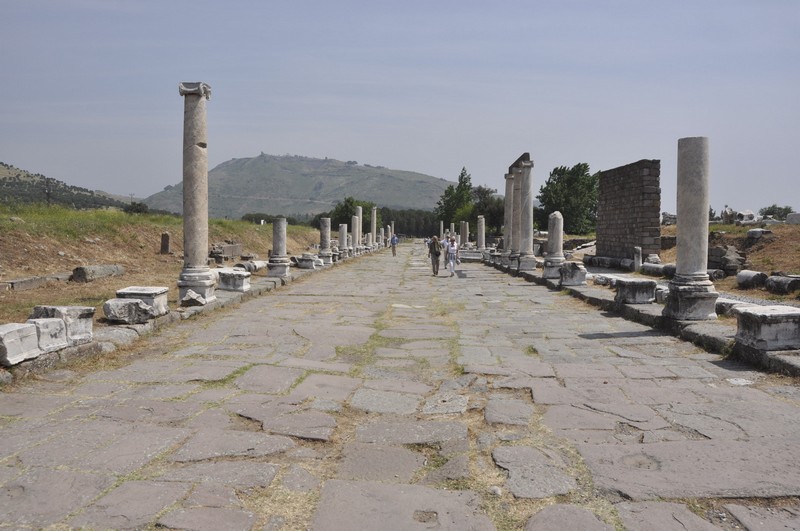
[179,82,211,100]
[504,172,514,181]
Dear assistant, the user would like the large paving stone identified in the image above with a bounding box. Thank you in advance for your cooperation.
[578,438,800,499]
[69,480,192,529]
[159,461,279,488]
[288,373,362,401]
[170,430,295,462]
[364,378,433,395]
[524,504,614,531]
[95,398,201,424]
[158,507,256,531]
[421,454,471,484]
[492,445,576,498]
[422,392,469,415]
[236,400,338,441]
[78,424,190,474]
[724,503,800,530]
[338,442,426,482]
[311,479,494,530]
[357,420,468,445]
[484,397,534,425]
[616,501,720,531]
[233,364,304,393]
[350,388,421,414]
[0,468,115,527]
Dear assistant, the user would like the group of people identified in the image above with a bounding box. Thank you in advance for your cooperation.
[426,235,459,277]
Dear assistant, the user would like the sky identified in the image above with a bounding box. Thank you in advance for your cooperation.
[1,0,798,214]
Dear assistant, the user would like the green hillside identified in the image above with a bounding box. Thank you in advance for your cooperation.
[0,162,129,210]
[143,153,453,219]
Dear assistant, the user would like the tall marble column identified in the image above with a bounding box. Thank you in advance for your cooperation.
[380,227,385,247]
[543,211,565,279]
[371,206,377,249]
[339,224,349,259]
[439,220,444,240]
[501,172,514,267]
[177,82,216,305]
[663,137,718,320]
[351,215,359,256]
[449,223,455,237]
[355,206,362,254]
[477,215,486,251]
[267,217,291,277]
[517,156,536,272]
[386,225,391,247]
[510,168,522,269]
[319,217,332,265]
[391,221,395,238]
[459,221,466,246]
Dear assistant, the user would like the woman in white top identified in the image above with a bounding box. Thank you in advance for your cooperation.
[446,236,459,277]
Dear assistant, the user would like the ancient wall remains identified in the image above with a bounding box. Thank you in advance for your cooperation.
[596,159,661,259]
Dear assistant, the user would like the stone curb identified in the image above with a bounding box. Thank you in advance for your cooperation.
[489,261,800,376]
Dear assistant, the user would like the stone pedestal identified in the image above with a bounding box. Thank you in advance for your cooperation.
[615,278,657,304]
[559,262,587,286]
[27,318,69,353]
[216,268,251,292]
[734,306,800,351]
[663,137,718,320]
[103,299,155,325]
[319,217,333,265]
[297,254,317,270]
[116,286,169,316]
[178,81,216,306]
[29,305,95,346]
[268,218,292,278]
[543,211,565,279]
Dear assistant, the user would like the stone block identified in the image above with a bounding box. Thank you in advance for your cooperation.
[26,318,69,353]
[103,298,155,324]
[217,268,251,292]
[29,306,95,346]
[559,262,587,286]
[71,264,125,283]
[735,306,800,351]
[0,323,43,366]
[614,278,656,304]
[116,286,169,316]
[787,213,800,225]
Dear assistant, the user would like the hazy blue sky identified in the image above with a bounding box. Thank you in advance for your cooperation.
[1,0,798,213]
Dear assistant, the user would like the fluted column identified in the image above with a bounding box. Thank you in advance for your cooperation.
[267,217,291,277]
[177,82,216,305]
[518,156,536,272]
[319,217,332,265]
[664,137,718,320]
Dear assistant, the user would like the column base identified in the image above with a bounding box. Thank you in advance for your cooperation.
[320,251,333,265]
[518,255,537,272]
[543,258,565,279]
[662,278,718,320]
[267,258,291,278]
[178,267,217,306]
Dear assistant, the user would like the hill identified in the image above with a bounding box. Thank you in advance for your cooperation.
[0,162,130,210]
[143,153,453,219]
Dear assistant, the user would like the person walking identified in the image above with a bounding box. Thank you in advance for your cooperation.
[427,235,442,276]
[390,234,399,256]
[446,236,459,277]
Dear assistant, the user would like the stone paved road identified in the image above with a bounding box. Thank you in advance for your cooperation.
[2,243,800,530]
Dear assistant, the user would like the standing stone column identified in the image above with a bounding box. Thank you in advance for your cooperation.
[319,217,332,265]
[386,225,391,247]
[371,206,377,249]
[517,155,536,272]
[380,227,385,247]
[439,221,444,240]
[391,221,395,239]
[351,215,359,256]
[501,172,514,267]
[664,137,718,320]
[510,168,522,269]
[459,221,466,246]
[339,224,349,259]
[543,211,565,279]
[477,216,486,250]
[177,82,216,305]
[354,206,362,254]
[267,218,291,278]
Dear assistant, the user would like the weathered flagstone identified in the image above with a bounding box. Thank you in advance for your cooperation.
[288,373,362,401]
[69,480,191,529]
[259,409,337,441]
[615,501,720,531]
[282,465,320,491]
[421,454,471,484]
[95,399,201,424]
[338,442,426,482]
[578,438,800,499]
[364,377,433,395]
[724,503,800,530]
[350,388,420,415]
[311,479,494,530]
[523,505,614,531]
[170,430,295,461]
[484,397,534,425]
[0,468,115,527]
[233,365,304,393]
[357,420,468,445]
[492,445,576,498]
[422,392,469,415]
[159,461,280,488]
[158,507,256,531]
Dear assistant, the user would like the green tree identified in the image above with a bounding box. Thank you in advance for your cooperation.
[435,167,472,225]
[758,204,793,220]
[535,163,598,235]
[314,197,379,232]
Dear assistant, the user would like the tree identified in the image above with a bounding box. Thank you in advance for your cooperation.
[435,167,472,224]
[471,185,503,236]
[535,163,598,235]
[758,204,793,220]
[314,197,379,232]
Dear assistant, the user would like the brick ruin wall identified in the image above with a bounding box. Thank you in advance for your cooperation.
[596,159,661,259]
